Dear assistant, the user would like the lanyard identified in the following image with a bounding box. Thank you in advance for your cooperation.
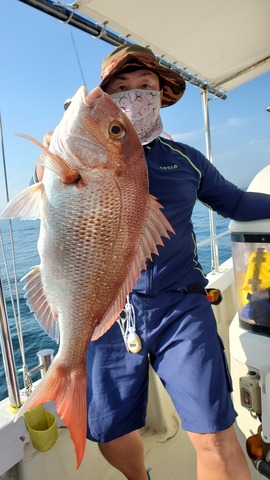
[117,296,142,353]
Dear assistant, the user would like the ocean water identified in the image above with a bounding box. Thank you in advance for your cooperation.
[0,203,230,401]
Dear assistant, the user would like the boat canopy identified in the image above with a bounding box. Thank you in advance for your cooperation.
[19,0,270,97]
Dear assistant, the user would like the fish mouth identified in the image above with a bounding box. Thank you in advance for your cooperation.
[83,86,104,107]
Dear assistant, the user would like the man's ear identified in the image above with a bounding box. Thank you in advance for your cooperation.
[160,89,164,105]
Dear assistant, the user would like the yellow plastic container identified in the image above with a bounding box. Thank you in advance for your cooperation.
[23,405,58,452]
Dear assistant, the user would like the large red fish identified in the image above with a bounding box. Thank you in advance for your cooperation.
[0,86,174,467]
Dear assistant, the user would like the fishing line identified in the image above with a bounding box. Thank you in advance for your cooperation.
[57,0,87,86]
[68,25,87,86]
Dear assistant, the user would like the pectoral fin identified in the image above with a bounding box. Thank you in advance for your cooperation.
[0,182,43,220]
[16,133,79,184]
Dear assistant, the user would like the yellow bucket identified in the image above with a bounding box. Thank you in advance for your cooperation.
[24,405,58,452]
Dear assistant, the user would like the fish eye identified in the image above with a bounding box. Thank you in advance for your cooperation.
[109,121,126,139]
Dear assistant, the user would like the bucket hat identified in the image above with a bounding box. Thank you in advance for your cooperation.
[100,44,186,107]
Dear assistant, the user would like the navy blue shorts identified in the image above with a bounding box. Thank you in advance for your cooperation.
[86,290,237,442]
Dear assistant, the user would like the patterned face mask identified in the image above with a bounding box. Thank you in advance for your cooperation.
[110,89,163,145]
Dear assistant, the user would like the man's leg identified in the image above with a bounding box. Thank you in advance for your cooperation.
[98,430,148,480]
[188,425,251,480]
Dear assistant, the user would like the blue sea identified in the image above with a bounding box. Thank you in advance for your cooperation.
[0,203,231,401]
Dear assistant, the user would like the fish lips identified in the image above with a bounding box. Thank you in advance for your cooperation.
[71,85,121,117]
[84,85,104,106]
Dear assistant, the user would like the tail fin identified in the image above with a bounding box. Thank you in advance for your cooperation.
[16,358,86,468]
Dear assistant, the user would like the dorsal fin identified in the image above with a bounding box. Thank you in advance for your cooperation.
[91,194,174,340]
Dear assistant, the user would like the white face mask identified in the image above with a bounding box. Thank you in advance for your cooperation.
[110,89,163,145]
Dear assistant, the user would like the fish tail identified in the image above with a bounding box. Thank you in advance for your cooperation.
[16,358,86,468]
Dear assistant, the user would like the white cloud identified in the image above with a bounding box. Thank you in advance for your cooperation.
[245,138,270,149]
[212,137,270,188]
[170,117,250,143]
[225,117,248,128]
[169,129,204,143]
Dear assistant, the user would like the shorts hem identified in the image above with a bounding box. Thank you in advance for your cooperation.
[181,413,237,434]
[87,420,146,443]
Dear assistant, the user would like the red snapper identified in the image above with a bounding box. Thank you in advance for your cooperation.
[0,86,174,467]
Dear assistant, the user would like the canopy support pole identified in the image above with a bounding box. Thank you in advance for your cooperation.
[201,89,220,273]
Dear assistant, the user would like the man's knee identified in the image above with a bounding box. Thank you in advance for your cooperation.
[187,427,251,479]
[188,426,239,460]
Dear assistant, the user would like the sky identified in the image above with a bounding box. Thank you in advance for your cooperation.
[0,0,269,212]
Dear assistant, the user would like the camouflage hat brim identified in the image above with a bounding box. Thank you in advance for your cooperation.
[100,45,186,108]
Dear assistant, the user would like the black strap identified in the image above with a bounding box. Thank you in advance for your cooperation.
[174,282,206,295]
[175,283,223,305]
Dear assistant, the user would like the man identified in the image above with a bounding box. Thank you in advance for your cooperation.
[86,45,270,480]
[36,45,270,479]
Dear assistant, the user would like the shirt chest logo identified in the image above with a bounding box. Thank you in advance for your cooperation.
[159,164,179,170]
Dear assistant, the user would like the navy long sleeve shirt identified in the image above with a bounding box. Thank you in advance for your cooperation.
[133,137,270,294]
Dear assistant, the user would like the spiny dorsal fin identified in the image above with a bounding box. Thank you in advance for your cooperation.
[91,194,174,340]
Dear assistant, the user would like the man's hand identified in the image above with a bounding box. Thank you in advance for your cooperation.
[36,130,53,181]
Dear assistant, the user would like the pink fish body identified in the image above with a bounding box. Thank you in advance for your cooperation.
[0,86,174,467]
